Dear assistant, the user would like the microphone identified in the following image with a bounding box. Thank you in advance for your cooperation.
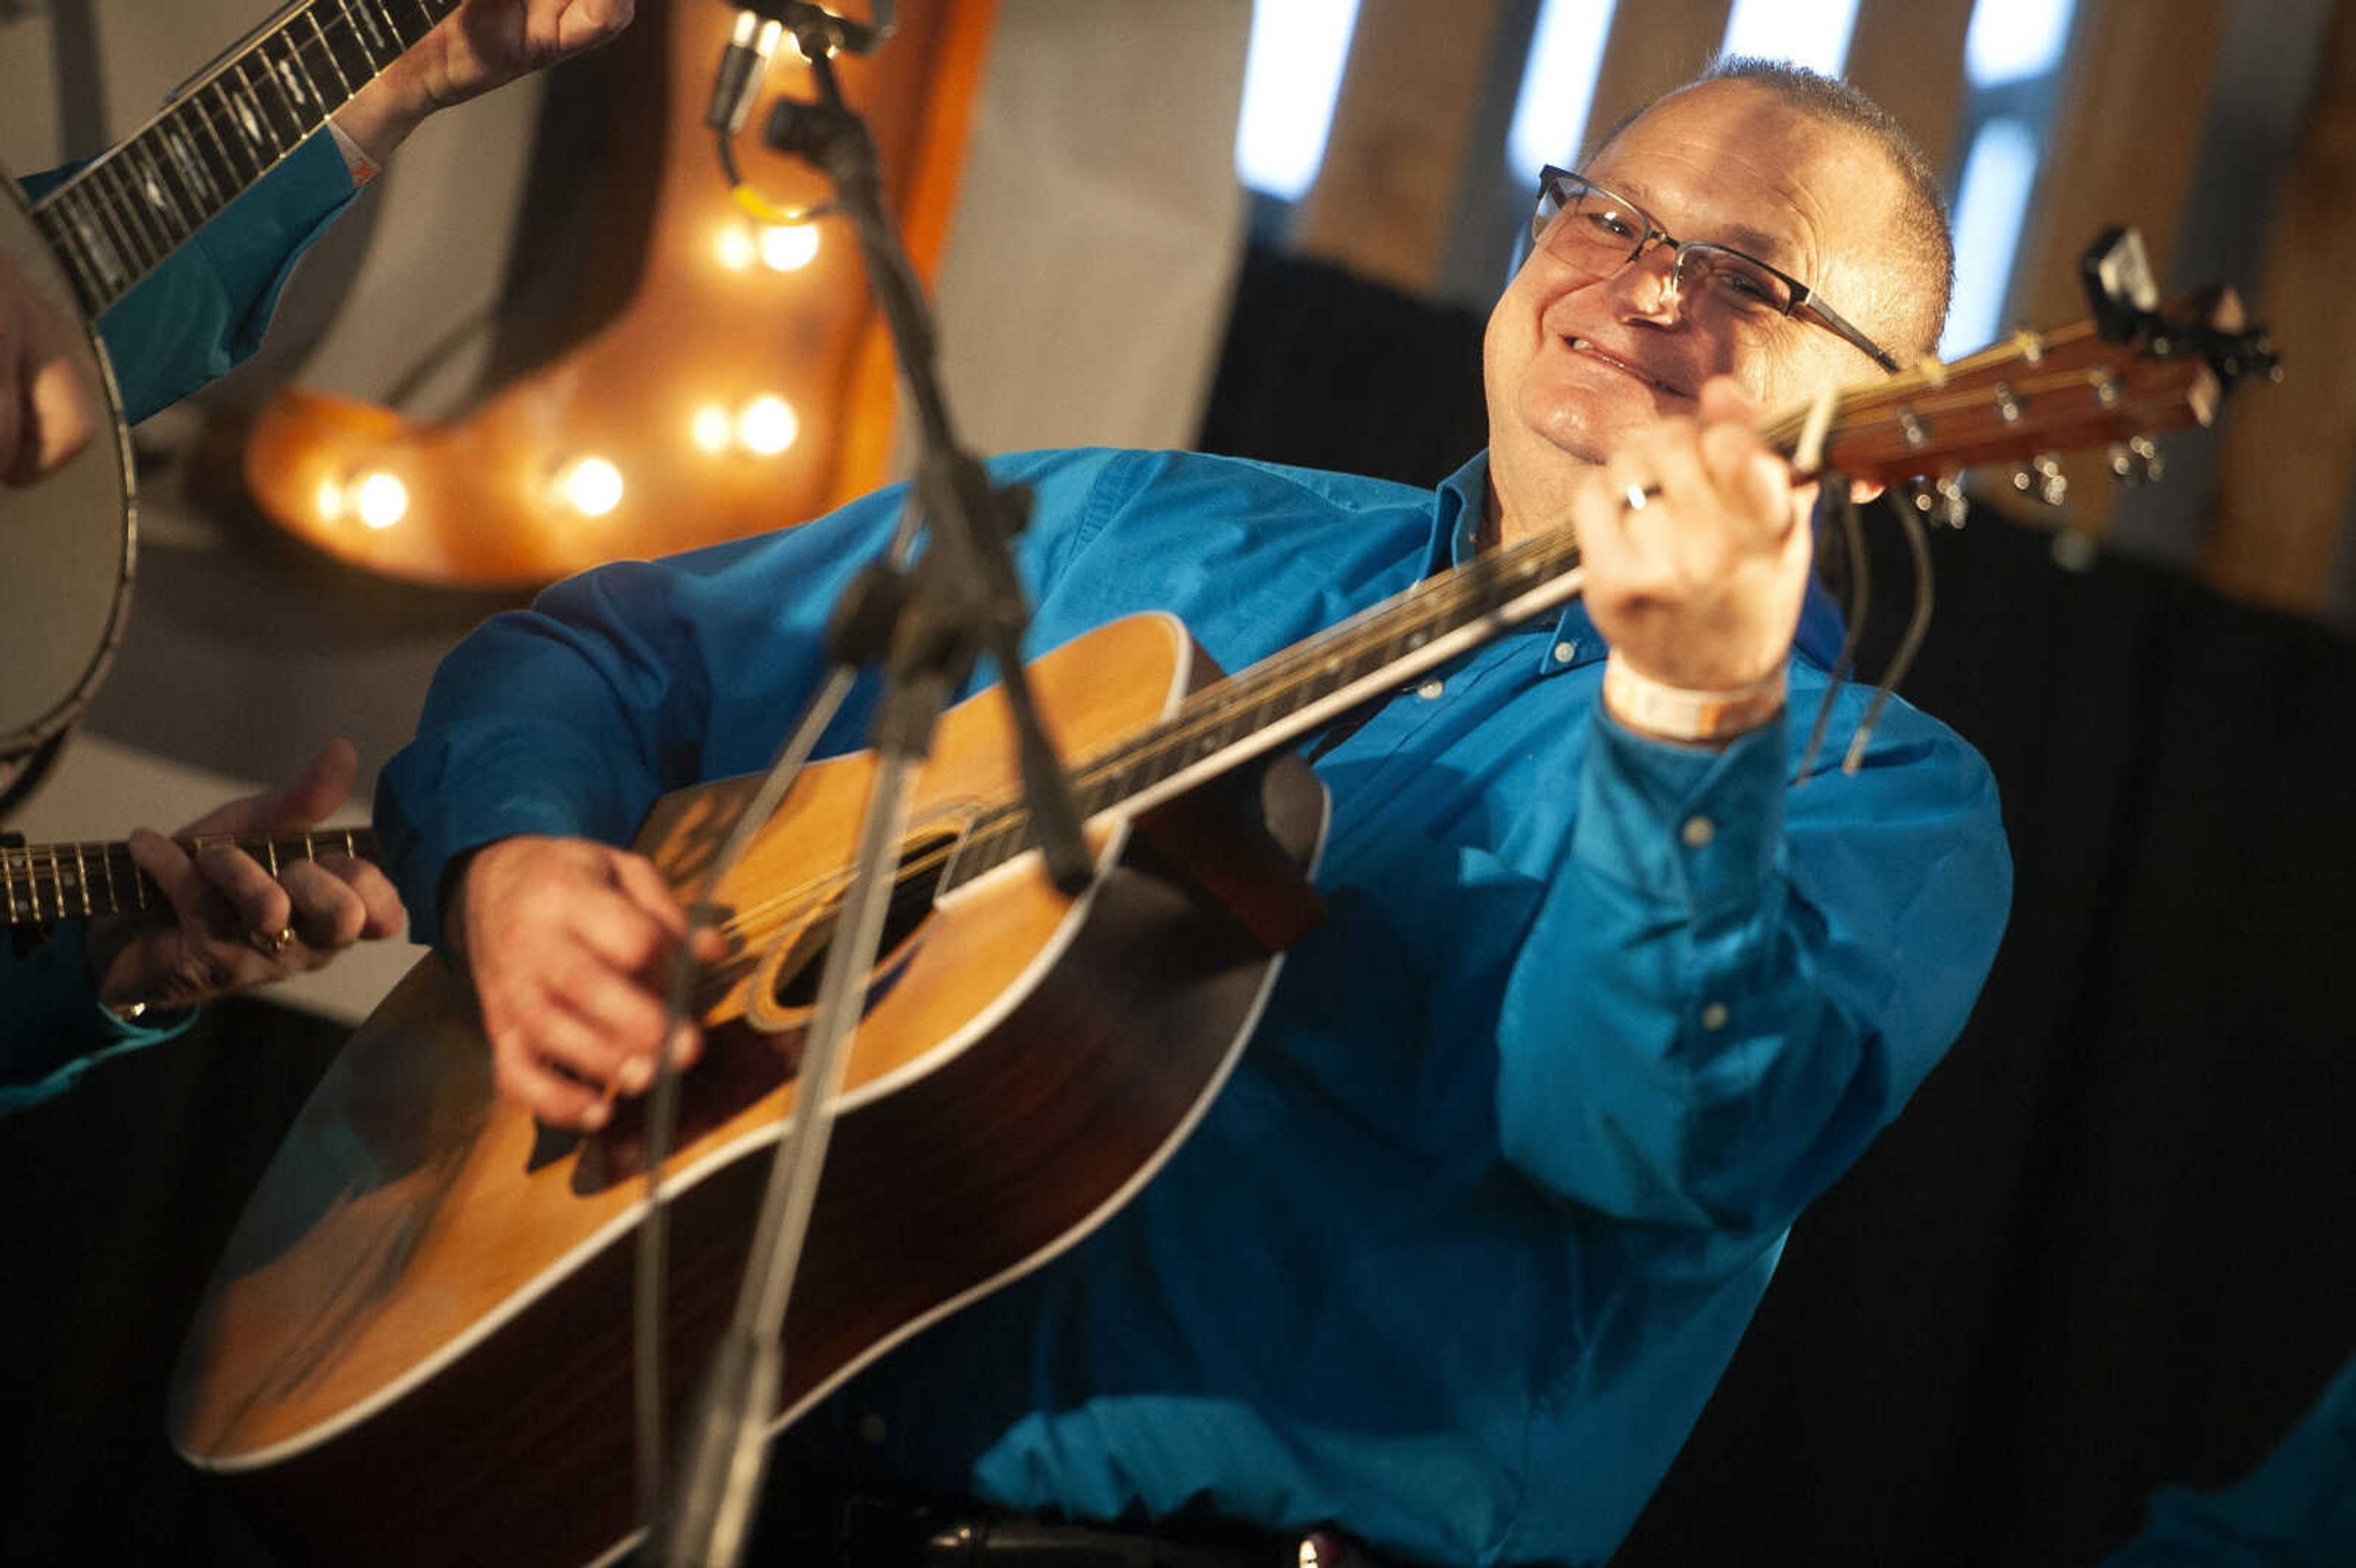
[706,10,785,136]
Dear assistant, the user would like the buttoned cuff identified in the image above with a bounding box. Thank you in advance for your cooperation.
[1,920,197,1115]
[1571,703,1787,924]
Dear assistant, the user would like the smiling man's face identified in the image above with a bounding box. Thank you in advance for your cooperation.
[1481,79,1922,542]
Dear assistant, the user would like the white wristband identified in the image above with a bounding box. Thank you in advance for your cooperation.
[1602,653,1787,744]
[325,116,383,188]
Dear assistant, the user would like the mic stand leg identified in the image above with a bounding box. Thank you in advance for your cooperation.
[659,28,1099,1566]
[658,701,933,1568]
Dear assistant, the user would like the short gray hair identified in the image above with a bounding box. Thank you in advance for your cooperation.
[1593,56,1955,355]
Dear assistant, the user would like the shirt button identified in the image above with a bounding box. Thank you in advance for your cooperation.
[1553,640,1578,664]
[1700,1002,1729,1031]
[1681,815,1715,848]
[858,1413,888,1445]
[1417,678,1446,701]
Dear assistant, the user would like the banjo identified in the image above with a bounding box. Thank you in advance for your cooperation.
[0,0,461,809]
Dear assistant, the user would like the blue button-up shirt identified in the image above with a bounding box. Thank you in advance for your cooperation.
[379,445,2011,1566]
[2102,1353,2356,1564]
[1,133,355,1111]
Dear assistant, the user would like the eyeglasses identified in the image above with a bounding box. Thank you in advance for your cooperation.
[1530,166,1900,374]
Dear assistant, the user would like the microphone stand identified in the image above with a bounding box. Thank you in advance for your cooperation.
[655,9,1093,1565]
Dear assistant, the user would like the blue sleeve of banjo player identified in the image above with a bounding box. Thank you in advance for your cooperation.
[18,131,358,425]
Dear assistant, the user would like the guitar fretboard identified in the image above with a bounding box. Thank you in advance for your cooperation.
[29,0,460,318]
[942,528,1590,890]
[1,827,380,926]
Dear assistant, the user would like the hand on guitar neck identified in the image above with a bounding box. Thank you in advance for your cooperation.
[335,0,637,164]
[85,739,406,1018]
[0,253,100,486]
[1496,377,1828,744]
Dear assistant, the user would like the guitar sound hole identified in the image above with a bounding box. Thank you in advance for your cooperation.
[771,830,957,1010]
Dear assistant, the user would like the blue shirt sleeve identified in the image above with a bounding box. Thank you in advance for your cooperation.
[1,920,197,1115]
[1494,682,2012,1236]
[375,452,1109,947]
[2101,1355,2356,1566]
[18,131,356,423]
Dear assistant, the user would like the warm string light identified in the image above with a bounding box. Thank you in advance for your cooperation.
[316,471,410,529]
[318,152,823,541]
[714,221,821,272]
[552,456,626,518]
[739,395,799,455]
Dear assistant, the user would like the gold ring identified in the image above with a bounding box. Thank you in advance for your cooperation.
[251,925,296,957]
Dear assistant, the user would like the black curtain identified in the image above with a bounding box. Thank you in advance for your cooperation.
[0,1001,345,1564]
[1199,247,2356,1565]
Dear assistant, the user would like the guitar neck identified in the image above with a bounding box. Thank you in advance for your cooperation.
[1,826,381,927]
[28,0,460,318]
[946,528,1590,890]
[944,309,2265,890]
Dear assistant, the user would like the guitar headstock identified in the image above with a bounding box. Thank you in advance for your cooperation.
[1774,285,2281,506]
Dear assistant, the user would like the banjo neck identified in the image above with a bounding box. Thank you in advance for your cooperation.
[26,0,460,320]
[0,826,381,926]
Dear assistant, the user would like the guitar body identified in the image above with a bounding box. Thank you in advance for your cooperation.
[169,613,1331,1568]
[0,169,137,800]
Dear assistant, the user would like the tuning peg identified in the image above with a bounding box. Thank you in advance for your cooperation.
[2257,331,2286,385]
[1909,474,1969,528]
[2107,436,2164,485]
[2011,453,2068,507]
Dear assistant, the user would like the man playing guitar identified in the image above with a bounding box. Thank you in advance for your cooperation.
[377,56,2012,1568]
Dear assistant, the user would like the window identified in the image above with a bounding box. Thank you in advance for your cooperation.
[1719,0,1862,77]
[1505,0,1619,180]
[1938,0,2082,356]
[1234,0,1363,201]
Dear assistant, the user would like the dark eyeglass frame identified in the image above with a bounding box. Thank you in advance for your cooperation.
[1531,165,1901,375]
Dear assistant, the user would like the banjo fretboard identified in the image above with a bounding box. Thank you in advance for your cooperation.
[28,0,460,318]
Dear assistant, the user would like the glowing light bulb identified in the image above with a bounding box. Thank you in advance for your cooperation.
[691,404,734,454]
[715,225,757,272]
[353,472,409,530]
[738,395,799,456]
[555,456,626,517]
[760,223,820,272]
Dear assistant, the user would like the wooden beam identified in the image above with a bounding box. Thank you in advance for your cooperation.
[2202,0,2356,613]
[1293,0,1509,293]
[1579,0,1737,159]
[2003,0,2230,540]
[1843,0,1977,182]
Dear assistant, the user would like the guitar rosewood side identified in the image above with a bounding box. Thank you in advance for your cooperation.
[171,613,1330,1568]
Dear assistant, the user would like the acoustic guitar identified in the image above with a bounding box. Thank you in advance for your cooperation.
[0,0,463,805]
[169,299,2274,1568]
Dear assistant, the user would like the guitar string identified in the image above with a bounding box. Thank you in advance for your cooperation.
[9,346,2156,970]
[4,352,2163,981]
[672,528,1600,999]
[0,832,377,916]
[51,0,453,282]
[681,351,2181,1000]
